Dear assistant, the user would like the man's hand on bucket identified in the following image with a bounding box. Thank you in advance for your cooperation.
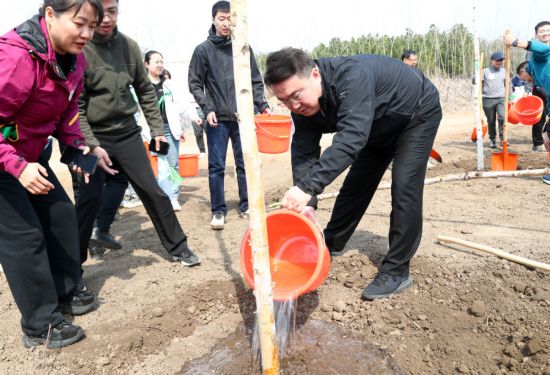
[282,186,312,213]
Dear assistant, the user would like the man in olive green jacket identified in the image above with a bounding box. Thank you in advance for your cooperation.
[76,0,200,272]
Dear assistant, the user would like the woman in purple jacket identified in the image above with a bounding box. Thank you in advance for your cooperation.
[0,0,105,348]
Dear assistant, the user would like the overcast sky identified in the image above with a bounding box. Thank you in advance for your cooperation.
[2,0,548,90]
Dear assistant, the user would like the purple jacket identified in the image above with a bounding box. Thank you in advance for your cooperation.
[0,16,86,178]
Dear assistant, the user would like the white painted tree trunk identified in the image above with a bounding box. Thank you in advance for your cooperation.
[472,1,484,170]
[230,1,279,373]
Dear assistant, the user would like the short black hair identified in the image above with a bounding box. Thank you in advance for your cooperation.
[212,1,230,18]
[401,49,417,61]
[516,61,529,75]
[162,69,171,79]
[144,50,162,64]
[535,21,550,33]
[39,0,104,25]
[264,47,315,87]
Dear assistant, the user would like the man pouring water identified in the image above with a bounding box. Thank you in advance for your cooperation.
[263,48,442,300]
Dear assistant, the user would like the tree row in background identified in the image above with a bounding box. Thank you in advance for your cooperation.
[257,24,528,78]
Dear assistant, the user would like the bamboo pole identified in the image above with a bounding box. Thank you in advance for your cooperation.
[437,235,550,272]
[472,1,484,170]
[503,30,511,149]
[230,1,279,374]
[317,168,550,200]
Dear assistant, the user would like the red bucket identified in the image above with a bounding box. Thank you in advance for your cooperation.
[254,114,292,154]
[240,209,330,301]
[514,96,543,125]
[507,102,520,125]
[178,154,199,177]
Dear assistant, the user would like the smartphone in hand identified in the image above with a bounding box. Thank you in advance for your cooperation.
[148,139,170,155]
[60,146,100,174]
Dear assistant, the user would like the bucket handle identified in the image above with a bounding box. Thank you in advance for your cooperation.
[255,121,290,140]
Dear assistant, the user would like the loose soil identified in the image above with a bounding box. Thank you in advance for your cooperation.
[1,111,549,375]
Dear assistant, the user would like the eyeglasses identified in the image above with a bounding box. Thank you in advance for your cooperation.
[278,75,313,106]
[104,8,119,18]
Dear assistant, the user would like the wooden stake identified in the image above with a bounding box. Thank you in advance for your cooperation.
[503,30,511,145]
[472,1,484,170]
[230,1,279,374]
[437,235,550,272]
[317,168,550,200]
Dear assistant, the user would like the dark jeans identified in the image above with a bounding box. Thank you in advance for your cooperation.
[482,97,504,142]
[205,121,248,215]
[324,100,442,277]
[76,126,189,266]
[0,162,80,335]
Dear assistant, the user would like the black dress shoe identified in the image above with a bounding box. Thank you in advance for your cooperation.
[89,227,122,250]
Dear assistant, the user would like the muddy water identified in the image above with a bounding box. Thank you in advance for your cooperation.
[180,319,405,374]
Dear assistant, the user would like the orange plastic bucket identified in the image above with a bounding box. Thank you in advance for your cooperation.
[240,209,331,301]
[144,142,158,176]
[507,102,520,125]
[514,96,543,125]
[255,114,292,154]
[178,154,199,177]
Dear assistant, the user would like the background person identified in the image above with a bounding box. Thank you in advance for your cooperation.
[143,51,202,211]
[401,49,418,67]
[76,0,200,268]
[481,52,507,148]
[0,0,104,348]
[188,0,269,230]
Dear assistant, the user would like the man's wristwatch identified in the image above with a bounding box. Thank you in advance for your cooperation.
[512,39,519,47]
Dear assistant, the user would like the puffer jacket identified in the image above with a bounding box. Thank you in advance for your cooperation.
[0,16,86,178]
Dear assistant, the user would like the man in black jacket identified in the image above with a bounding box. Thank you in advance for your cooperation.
[188,0,269,230]
[264,48,442,300]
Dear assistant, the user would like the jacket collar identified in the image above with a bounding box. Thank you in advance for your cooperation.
[207,24,231,47]
[15,16,75,80]
[314,60,329,116]
[92,27,119,45]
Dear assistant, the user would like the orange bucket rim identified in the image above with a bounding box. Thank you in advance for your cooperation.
[254,114,292,124]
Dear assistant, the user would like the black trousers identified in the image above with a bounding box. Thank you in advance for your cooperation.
[76,127,188,265]
[0,163,80,335]
[58,141,128,233]
[95,172,128,232]
[324,101,442,277]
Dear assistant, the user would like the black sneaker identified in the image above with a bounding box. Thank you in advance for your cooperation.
[89,227,122,250]
[362,273,413,300]
[172,248,201,267]
[58,288,98,315]
[22,320,84,349]
[489,140,497,149]
[89,246,105,260]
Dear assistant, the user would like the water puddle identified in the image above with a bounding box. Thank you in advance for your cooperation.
[180,319,405,374]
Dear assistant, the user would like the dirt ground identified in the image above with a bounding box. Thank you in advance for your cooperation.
[0,110,549,375]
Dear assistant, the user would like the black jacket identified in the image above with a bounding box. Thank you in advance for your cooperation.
[188,25,268,122]
[292,55,440,196]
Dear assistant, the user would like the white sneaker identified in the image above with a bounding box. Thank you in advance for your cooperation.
[199,152,206,159]
[427,160,435,170]
[120,195,143,208]
[210,213,225,230]
[171,199,182,211]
